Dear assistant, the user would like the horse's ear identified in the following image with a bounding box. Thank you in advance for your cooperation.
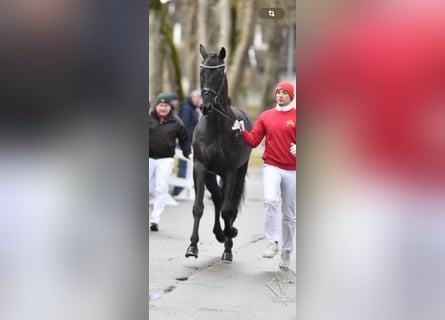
[200,44,208,60]
[219,47,226,60]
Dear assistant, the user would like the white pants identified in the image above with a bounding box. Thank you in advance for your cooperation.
[149,157,174,224]
[297,175,445,320]
[263,164,296,253]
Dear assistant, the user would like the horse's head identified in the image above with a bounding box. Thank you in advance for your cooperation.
[199,44,228,116]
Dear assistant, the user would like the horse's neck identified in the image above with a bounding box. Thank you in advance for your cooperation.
[218,84,235,117]
[205,112,232,139]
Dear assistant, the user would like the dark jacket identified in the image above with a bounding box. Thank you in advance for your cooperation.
[178,98,200,140]
[149,109,191,159]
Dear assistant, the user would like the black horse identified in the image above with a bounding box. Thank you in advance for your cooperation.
[185,44,252,262]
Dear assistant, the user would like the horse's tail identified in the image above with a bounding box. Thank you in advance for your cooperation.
[233,160,249,215]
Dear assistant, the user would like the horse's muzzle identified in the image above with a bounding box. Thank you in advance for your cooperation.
[201,103,211,115]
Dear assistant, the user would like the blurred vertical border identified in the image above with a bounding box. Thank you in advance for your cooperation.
[0,1,148,319]
[296,1,445,320]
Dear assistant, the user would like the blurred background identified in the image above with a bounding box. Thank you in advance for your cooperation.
[296,1,445,320]
[148,0,296,119]
[4,0,445,319]
[0,1,147,320]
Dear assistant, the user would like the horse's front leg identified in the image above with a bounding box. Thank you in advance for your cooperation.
[205,173,225,243]
[185,161,206,259]
[222,237,233,263]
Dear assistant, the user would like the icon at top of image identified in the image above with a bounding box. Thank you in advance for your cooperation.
[259,7,285,19]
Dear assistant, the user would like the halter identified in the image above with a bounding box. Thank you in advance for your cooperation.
[200,63,234,121]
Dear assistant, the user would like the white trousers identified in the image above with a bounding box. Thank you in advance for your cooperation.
[149,157,174,224]
[263,164,296,253]
[296,175,445,320]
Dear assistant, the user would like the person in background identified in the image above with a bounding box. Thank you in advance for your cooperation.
[169,93,180,112]
[149,93,191,231]
[232,81,296,270]
[172,90,202,196]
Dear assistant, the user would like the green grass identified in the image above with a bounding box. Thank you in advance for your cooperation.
[248,153,263,167]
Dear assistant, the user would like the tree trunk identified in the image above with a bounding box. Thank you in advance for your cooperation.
[197,0,209,46]
[184,0,200,94]
[148,0,165,104]
[218,0,231,58]
[227,0,257,106]
[160,6,184,99]
[187,41,201,94]
[261,23,284,111]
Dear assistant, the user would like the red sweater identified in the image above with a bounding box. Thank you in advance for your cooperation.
[242,108,296,170]
[299,5,445,188]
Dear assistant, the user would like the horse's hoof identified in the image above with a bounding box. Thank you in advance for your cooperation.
[185,246,199,258]
[221,252,233,263]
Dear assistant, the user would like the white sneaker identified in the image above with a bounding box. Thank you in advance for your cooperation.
[279,251,290,269]
[262,241,279,258]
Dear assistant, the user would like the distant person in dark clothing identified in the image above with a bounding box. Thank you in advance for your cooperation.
[178,90,202,139]
[172,90,202,196]
[169,93,180,112]
[149,93,191,231]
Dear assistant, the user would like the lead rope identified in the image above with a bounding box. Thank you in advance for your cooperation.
[211,102,235,121]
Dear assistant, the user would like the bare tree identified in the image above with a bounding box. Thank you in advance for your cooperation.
[181,0,201,95]
[227,0,257,105]
[149,0,184,100]
[150,0,295,109]
[161,10,184,99]
[256,0,296,110]
[197,0,209,46]
[260,23,285,110]
[218,0,231,58]
[148,0,165,101]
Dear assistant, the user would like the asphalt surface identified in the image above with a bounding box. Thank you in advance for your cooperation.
[149,164,296,320]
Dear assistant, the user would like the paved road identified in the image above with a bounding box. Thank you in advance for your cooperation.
[149,164,296,320]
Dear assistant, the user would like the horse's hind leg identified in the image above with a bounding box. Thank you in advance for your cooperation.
[205,174,225,243]
[221,170,239,239]
[220,163,249,263]
[185,162,206,259]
